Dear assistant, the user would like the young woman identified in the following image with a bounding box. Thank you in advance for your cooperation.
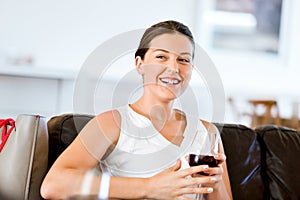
[41,20,232,200]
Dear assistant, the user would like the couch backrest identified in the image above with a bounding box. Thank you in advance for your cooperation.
[255,125,300,200]
[47,114,94,170]
[214,123,264,200]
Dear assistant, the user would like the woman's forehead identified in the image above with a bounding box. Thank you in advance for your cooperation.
[148,33,193,55]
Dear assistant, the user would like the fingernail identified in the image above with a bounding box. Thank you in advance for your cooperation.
[202,165,209,169]
[210,177,216,181]
[207,187,213,193]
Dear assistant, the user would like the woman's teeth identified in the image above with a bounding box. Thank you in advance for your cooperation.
[159,78,180,85]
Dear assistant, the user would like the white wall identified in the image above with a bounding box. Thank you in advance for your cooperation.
[0,0,196,69]
[0,0,299,123]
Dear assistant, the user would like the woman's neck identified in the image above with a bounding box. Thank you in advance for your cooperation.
[130,97,175,123]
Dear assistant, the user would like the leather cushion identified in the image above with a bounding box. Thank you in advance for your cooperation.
[255,125,300,200]
[47,114,94,169]
[214,123,264,200]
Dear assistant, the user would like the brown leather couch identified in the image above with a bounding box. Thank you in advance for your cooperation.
[214,123,300,200]
[1,114,299,199]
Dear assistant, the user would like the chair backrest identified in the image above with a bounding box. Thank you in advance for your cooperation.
[0,115,48,200]
[248,99,281,128]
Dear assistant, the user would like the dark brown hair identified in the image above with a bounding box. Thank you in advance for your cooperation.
[135,20,195,60]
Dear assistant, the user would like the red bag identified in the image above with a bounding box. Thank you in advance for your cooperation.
[0,118,15,152]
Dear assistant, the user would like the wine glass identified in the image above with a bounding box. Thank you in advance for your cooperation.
[187,128,221,199]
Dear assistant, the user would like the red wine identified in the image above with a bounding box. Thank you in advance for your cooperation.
[188,154,220,175]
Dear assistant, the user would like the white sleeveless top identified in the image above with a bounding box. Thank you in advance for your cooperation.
[100,105,219,178]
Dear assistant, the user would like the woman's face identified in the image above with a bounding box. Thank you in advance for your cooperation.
[135,33,194,101]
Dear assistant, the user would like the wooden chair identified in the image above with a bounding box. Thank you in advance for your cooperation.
[248,100,281,128]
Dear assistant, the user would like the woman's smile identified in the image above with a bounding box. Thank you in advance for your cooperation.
[159,78,181,85]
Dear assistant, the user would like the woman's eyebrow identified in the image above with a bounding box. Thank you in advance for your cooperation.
[180,52,192,56]
[152,48,169,53]
[152,49,192,56]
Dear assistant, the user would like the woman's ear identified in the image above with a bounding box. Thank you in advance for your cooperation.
[135,56,144,75]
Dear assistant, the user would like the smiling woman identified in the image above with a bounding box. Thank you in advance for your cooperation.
[41,20,232,200]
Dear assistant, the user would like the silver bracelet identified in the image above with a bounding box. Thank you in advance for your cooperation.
[80,170,94,195]
[98,172,110,200]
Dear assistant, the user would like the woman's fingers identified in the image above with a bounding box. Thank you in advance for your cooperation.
[178,165,209,177]
[203,164,224,176]
[180,185,214,195]
[214,153,226,163]
[171,159,182,171]
[182,175,221,186]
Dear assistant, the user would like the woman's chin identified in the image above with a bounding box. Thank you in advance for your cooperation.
[158,90,181,101]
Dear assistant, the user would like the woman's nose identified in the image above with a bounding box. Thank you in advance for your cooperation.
[166,58,179,73]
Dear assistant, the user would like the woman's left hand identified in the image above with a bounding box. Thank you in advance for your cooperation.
[190,153,226,188]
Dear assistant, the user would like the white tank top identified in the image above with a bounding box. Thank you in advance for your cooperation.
[100,105,219,178]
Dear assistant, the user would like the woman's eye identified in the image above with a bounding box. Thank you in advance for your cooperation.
[156,55,165,59]
[178,58,190,63]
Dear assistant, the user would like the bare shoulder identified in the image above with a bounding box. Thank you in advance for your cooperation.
[94,109,121,143]
[200,119,219,134]
[96,110,121,128]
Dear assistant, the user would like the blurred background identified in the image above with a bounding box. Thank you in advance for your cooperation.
[0,0,299,129]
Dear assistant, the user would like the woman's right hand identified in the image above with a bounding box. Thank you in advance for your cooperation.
[145,159,219,200]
